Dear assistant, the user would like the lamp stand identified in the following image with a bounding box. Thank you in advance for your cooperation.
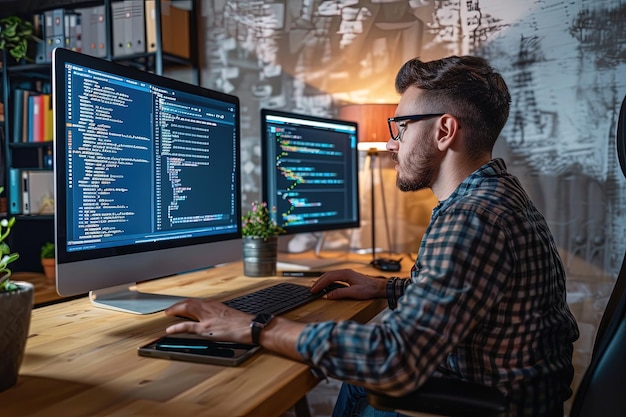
[368,147,378,262]
[367,148,402,271]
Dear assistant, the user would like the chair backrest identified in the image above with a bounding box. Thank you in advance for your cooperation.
[618,94,626,180]
[569,254,626,417]
[569,95,626,417]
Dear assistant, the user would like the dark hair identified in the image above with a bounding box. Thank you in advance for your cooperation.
[395,55,511,157]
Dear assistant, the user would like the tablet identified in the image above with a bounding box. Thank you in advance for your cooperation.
[138,334,260,366]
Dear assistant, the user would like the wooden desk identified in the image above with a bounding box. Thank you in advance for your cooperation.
[0,254,406,417]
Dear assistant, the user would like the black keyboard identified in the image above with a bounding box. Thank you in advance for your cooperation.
[224,282,341,316]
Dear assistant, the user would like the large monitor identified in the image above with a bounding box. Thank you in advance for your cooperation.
[261,109,360,269]
[53,48,242,314]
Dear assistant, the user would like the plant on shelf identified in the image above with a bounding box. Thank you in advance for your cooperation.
[40,242,56,283]
[241,201,285,277]
[0,15,39,62]
[0,187,34,393]
[41,241,55,259]
[241,201,285,241]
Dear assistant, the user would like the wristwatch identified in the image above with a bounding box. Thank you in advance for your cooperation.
[250,313,274,345]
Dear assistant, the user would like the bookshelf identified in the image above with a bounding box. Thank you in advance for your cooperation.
[0,0,200,273]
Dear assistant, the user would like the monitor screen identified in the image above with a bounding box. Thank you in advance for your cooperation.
[53,48,242,314]
[261,109,360,267]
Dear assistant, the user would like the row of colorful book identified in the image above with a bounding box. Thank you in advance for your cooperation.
[12,89,53,143]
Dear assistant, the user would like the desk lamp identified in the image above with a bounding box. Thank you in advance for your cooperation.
[339,104,402,271]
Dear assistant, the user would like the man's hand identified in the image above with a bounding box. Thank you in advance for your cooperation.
[164,297,306,360]
[310,269,388,300]
[164,298,254,344]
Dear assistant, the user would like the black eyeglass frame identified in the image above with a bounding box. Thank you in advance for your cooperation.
[387,113,445,141]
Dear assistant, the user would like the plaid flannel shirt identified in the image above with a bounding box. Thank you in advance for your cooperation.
[297,159,579,417]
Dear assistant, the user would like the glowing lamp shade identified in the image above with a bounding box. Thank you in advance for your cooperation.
[339,103,397,151]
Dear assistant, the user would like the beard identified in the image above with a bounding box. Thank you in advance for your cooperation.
[394,136,438,192]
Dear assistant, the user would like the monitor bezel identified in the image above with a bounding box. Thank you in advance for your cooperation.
[53,48,242,296]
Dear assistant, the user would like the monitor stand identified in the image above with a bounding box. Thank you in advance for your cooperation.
[276,232,348,271]
[89,284,191,315]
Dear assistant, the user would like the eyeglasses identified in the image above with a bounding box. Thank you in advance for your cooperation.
[387,113,445,142]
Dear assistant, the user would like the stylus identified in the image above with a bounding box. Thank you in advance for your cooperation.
[281,271,326,277]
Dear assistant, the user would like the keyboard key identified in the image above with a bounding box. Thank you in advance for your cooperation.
[223,282,323,315]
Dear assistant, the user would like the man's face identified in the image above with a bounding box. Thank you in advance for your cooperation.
[388,88,439,192]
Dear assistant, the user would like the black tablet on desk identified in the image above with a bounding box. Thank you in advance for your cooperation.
[138,334,260,366]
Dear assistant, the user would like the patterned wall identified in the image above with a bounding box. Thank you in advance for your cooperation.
[196,0,626,402]
[198,0,625,277]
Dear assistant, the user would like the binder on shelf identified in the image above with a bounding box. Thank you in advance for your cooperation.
[132,1,146,54]
[76,5,107,57]
[21,170,29,214]
[64,11,82,53]
[162,2,190,59]
[44,9,54,43]
[34,13,47,63]
[145,0,157,53]
[44,8,65,61]
[112,1,146,57]
[21,171,54,215]
[8,168,22,215]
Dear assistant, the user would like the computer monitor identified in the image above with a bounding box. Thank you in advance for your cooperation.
[261,109,360,269]
[52,48,242,314]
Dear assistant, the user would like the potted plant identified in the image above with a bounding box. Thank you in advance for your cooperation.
[0,187,33,392]
[40,242,55,284]
[241,201,285,277]
[0,16,39,63]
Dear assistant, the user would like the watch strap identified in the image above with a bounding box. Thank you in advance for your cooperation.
[250,313,274,345]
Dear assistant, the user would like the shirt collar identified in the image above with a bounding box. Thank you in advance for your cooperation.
[433,158,508,214]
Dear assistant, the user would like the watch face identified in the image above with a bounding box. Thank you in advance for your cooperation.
[255,313,274,325]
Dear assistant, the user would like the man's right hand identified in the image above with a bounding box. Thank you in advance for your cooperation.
[310,269,389,300]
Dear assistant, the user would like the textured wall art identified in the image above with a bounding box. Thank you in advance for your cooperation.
[198,0,626,277]
[197,1,626,404]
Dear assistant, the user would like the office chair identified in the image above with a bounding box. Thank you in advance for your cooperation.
[568,95,626,417]
[367,95,626,417]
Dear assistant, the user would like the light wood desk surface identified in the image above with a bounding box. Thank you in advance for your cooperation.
[0,253,411,417]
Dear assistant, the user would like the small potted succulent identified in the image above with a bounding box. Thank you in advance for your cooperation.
[0,187,33,392]
[241,201,285,277]
[40,241,55,284]
[0,15,39,63]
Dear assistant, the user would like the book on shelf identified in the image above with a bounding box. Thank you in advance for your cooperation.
[42,94,53,142]
[12,89,31,143]
[27,94,43,143]
[11,89,52,143]
[8,168,22,215]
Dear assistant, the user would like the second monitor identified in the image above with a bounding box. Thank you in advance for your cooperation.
[261,109,360,268]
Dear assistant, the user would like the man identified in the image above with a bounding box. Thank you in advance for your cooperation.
[165,55,579,417]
